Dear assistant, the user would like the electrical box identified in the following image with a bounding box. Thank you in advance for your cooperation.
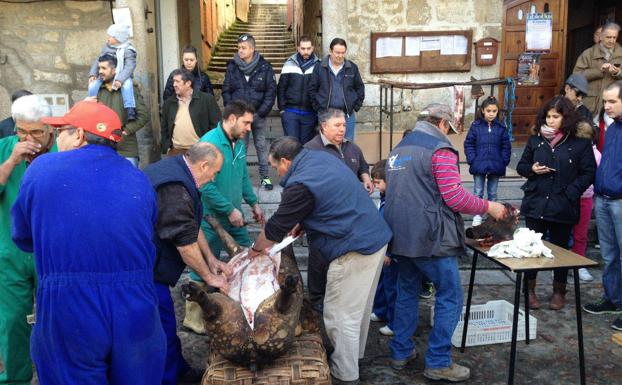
[475,38,499,66]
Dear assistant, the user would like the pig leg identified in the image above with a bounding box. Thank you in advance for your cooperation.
[276,275,299,314]
[181,281,221,321]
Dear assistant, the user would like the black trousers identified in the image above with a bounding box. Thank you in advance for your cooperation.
[524,217,573,284]
[307,244,328,305]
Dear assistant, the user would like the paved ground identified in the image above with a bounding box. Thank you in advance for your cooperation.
[172,244,622,385]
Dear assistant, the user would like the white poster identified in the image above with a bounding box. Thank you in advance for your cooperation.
[440,35,468,55]
[526,13,552,51]
[420,36,441,51]
[112,7,134,38]
[405,36,421,56]
[375,37,403,58]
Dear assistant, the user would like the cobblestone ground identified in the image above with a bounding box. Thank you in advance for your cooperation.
[174,269,622,384]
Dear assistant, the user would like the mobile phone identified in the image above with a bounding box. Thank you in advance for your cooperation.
[614,63,621,68]
[547,167,556,172]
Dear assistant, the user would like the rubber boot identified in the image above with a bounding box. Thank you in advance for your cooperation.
[527,279,540,310]
[549,281,567,310]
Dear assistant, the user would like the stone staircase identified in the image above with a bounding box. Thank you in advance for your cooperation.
[207,3,295,73]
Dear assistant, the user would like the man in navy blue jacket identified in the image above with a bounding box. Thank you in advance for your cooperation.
[249,137,391,385]
[583,80,622,330]
[11,101,166,385]
[222,33,276,190]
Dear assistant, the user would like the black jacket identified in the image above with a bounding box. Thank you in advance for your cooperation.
[309,56,365,115]
[160,91,222,153]
[222,55,276,118]
[304,134,369,177]
[162,68,214,101]
[517,133,596,224]
[277,53,319,111]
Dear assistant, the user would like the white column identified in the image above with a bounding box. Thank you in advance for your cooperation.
[321,0,348,57]
[157,0,180,88]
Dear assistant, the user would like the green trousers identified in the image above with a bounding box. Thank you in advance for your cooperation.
[189,221,252,282]
[0,253,35,385]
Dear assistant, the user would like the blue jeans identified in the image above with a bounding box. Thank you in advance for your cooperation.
[372,259,398,329]
[345,112,356,142]
[595,195,622,307]
[242,116,269,177]
[473,174,499,201]
[281,110,317,145]
[88,78,136,109]
[155,283,190,385]
[390,256,463,369]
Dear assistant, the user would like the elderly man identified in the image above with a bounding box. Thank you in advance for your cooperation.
[222,33,276,190]
[309,37,365,141]
[144,142,229,385]
[249,137,391,385]
[384,104,506,382]
[583,81,622,331]
[574,22,622,116]
[304,108,373,310]
[161,68,221,156]
[182,100,265,334]
[0,95,54,385]
[11,101,165,385]
[91,53,149,167]
[0,90,32,139]
[277,35,320,145]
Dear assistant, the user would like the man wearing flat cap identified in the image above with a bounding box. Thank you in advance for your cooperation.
[11,101,166,385]
[383,103,507,382]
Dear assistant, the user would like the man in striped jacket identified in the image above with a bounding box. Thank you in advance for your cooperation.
[383,103,506,382]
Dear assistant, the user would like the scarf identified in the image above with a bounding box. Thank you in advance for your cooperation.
[296,53,317,72]
[600,43,613,61]
[540,124,564,148]
[109,41,135,81]
[234,52,261,76]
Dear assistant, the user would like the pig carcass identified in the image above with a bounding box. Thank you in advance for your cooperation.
[465,203,520,247]
[181,216,305,368]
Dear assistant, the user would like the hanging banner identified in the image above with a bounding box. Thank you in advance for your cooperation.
[526,13,552,52]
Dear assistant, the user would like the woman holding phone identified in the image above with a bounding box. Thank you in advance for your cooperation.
[517,96,597,310]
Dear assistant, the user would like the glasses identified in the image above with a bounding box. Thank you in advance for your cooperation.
[15,125,48,139]
[238,34,252,42]
[53,126,75,136]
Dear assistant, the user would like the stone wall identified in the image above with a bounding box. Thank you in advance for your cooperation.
[327,0,505,136]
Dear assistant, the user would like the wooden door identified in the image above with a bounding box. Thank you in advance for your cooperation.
[500,0,568,142]
[236,0,249,23]
[200,0,219,65]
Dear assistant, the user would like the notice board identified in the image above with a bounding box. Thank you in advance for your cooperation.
[370,30,473,74]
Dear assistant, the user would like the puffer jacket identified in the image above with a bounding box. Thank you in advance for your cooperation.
[516,129,596,224]
[162,68,214,100]
[308,57,365,115]
[464,118,511,176]
[277,53,319,111]
[222,55,276,118]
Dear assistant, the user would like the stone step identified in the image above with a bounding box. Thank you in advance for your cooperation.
[208,65,283,73]
[209,57,289,65]
[218,37,294,44]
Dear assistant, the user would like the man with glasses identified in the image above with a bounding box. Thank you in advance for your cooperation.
[0,94,55,385]
[222,33,276,190]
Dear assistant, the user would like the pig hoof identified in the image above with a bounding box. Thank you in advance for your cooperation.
[181,281,202,302]
[281,275,299,294]
[466,228,475,239]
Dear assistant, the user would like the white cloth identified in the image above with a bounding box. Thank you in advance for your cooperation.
[488,228,554,259]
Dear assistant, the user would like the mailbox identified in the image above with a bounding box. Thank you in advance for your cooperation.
[475,38,500,66]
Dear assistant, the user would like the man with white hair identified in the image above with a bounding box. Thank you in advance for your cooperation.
[0,94,55,385]
[573,22,622,116]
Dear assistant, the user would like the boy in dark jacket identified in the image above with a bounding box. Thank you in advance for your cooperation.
[222,34,276,190]
[464,97,511,226]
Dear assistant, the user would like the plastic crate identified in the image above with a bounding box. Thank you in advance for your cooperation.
[431,300,537,347]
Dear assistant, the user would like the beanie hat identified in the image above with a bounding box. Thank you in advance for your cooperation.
[107,24,131,44]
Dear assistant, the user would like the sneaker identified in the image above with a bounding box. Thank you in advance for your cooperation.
[390,351,418,370]
[595,244,600,249]
[423,362,471,382]
[370,312,382,322]
[125,107,137,121]
[472,215,483,226]
[261,176,273,190]
[578,268,594,282]
[612,317,622,331]
[583,299,622,314]
[379,325,394,336]
[419,282,434,299]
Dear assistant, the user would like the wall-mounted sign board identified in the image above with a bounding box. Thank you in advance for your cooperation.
[370,30,472,74]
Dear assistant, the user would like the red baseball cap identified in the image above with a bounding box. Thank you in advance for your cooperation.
[42,100,123,142]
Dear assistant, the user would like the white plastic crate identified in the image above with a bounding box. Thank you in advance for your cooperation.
[431,300,537,347]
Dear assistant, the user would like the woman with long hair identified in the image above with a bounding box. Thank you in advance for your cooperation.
[162,45,214,100]
[517,96,596,310]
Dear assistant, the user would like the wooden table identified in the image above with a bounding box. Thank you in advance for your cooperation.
[462,239,599,385]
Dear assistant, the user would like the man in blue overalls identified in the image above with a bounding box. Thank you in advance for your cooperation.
[11,101,166,385]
